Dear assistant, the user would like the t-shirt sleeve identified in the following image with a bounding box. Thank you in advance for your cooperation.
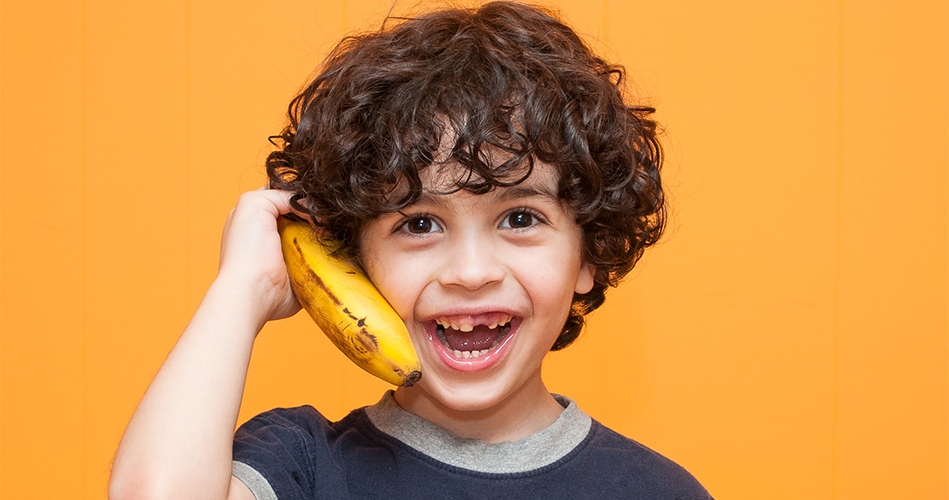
[231,406,347,500]
[232,461,278,500]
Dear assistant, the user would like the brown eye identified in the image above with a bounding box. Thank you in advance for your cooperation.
[403,216,441,234]
[503,211,534,229]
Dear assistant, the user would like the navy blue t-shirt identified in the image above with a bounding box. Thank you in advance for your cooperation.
[232,394,713,500]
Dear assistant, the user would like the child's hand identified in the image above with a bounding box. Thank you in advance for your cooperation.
[216,188,302,325]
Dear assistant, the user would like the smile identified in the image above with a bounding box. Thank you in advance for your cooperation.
[430,312,516,362]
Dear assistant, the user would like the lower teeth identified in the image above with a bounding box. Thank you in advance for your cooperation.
[437,324,511,359]
[452,348,491,359]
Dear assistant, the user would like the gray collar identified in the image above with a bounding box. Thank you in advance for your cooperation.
[365,391,592,474]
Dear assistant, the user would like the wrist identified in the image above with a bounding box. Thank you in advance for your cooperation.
[202,273,274,336]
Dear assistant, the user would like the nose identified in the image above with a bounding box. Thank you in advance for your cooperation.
[437,232,505,290]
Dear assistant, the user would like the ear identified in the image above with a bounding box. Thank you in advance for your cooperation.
[574,261,595,295]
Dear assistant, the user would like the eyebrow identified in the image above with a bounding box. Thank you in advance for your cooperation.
[491,184,560,205]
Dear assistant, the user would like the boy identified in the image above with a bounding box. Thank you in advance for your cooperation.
[110,2,713,499]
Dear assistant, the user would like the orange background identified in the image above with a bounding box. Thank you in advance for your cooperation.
[2,1,946,498]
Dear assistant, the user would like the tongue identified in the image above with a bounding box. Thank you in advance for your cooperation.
[444,325,499,351]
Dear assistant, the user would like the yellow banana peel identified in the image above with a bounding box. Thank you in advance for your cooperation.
[278,217,422,386]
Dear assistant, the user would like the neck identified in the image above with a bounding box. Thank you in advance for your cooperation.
[393,376,565,443]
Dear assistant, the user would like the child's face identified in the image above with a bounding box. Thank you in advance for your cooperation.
[359,161,594,415]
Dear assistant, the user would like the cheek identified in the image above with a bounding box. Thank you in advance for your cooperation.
[513,248,582,311]
[364,251,428,319]
[358,224,423,319]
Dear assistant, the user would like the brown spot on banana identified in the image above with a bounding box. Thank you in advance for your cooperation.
[293,238,341,306]
[356,329,380,352]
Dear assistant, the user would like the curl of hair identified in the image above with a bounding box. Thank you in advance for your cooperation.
[268,1,665,351]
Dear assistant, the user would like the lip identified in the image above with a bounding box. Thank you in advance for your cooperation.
[424,316,522,373]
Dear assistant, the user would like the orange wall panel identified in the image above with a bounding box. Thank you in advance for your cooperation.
[1,1,88,497]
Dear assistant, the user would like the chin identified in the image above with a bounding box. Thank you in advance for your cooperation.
[406,373,514,414]
[440,387,508,413]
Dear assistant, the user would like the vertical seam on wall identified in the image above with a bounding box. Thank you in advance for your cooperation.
[80,0,89,494]
[602,0,610,45]
[832,0,844,498]
[342,0,349,33]
[185,0,192,313]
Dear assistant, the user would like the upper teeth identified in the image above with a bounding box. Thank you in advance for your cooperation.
[435,314,512,332]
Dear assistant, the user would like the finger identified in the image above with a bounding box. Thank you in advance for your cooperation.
[258,188,294,214]
[234,188,296,217]
[266,189,315,224]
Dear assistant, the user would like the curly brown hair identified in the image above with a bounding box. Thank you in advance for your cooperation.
[267,1,665,350]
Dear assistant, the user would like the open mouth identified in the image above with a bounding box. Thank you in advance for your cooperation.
[434,313,514,360]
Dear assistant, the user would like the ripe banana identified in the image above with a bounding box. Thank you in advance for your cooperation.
[278,217,422,387]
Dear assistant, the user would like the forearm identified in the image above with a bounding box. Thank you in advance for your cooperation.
[109,276,266,500]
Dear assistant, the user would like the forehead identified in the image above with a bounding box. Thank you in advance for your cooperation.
[415,160,561,206]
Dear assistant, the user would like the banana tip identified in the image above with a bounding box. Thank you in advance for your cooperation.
[402,371,422,387]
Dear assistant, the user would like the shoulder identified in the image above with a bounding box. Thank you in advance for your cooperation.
[232,405,373,500]
[568,420,714,499]
[234,404,375,444]
[233,406,331,459]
